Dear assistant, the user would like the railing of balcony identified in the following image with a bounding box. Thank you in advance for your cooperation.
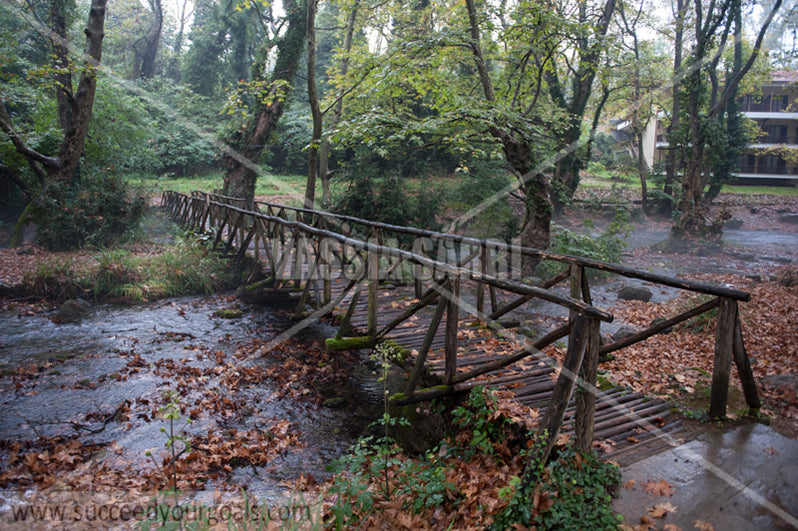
[737,165,796,175]
[739,102,790,113]
[756,134,798,144]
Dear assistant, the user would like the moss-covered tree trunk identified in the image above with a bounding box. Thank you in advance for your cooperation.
[222,0,307,207]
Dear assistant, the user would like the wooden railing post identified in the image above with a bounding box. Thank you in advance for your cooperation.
[321,237,332,305]
[732,316,761,413]
[476,244,487,317]
[710,297,737,418]
[444,275,460,385]
[367,228,379,337]
[521,314,589,490]
[574,317,601,451]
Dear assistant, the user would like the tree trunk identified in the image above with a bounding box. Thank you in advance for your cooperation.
[139,0,163,79]
[50,0,73,132]
[222,0,307,205]
[52,0,107,184]
[318,0,359,209]
[663,0,685,215]
[466,0,551,274]
[304,0,321,218]
[548,0,616,211]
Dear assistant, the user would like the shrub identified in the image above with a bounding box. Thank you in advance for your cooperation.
[30,171,146,251]
[332,156,442,233]
[537,209,631,278]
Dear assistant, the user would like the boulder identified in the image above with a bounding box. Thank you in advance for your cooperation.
[724,218,744,230]
[56,298,92,323]
[611,326,639,342]
[617,285,653,302]
[779,213,798,225]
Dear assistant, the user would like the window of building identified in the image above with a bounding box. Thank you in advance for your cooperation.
[765,124,789,143]
[772,94,789,111]
[764,154,787,174]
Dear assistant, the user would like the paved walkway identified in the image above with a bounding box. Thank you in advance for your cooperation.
[613,422,798,530]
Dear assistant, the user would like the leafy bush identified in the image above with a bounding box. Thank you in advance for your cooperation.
[31,171,146,251]
[332,155,442,232]
[530,445,621,530]
[447,160,518,240]
[537,209,631,278]
[21,232,241,302]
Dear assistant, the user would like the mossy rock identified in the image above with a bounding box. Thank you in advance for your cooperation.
[214,308,243,319]
[325,336,375,350]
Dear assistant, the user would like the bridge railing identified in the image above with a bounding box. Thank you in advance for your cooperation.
[163,190,759,434]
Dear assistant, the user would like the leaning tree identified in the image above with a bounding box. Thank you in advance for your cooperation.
[0,0,108,201]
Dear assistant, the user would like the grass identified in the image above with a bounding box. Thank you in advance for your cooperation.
[127,171,307,202]
[22,233,245,303]
[720,184,798,196]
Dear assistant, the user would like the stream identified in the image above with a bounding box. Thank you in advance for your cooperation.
[0,295,387,505]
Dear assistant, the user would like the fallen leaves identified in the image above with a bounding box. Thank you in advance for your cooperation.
[648,501,678,518]
[642,479,676,497]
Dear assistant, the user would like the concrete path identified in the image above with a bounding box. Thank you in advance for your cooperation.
[613,423,798,530]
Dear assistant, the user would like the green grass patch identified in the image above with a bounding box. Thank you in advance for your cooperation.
[22,234,243,303]
[126,172,307,202]
[720,184,798,196]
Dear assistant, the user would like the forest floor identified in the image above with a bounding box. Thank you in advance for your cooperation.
[0,189,796,529]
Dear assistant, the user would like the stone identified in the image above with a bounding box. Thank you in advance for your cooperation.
[617,285,652,302]
[518,323,539,340]
[611,326,638,342]
[56,298,92,323]
[779,213,798,225]
[725,218,744,230]
[323,397,347,409]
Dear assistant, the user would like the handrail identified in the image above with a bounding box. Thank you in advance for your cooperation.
[193,191,750,302]
[178,192,613,322]
[164,190,762,427]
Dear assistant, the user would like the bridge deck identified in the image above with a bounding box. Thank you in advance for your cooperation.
[325,275,688,465]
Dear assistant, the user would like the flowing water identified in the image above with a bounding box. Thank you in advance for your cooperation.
[0,295,387,505]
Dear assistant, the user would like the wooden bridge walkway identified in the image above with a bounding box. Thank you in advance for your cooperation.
[163,191,761,465]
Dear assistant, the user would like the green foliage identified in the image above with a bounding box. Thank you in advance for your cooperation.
[447,161,518,240]
[492,440,621,530]
[537,209,631,277]
[451,385,510,458]
[21,231,240,302]
[532,445,621,530]
[262,106,312,174]
[332,153,443,231]
[31,171,146,251]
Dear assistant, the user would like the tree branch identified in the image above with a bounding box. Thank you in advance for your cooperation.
[0,94,62,172]
[711,0,782,117]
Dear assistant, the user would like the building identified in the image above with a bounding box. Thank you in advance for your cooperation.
[650,71,798,185]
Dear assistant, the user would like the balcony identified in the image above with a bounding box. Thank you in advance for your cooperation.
[754,133,798,145]
[740,102,789,113]
[736,165,796,176]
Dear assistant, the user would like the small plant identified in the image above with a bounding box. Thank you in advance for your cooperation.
[492,439,622,530]
[146,390,192,494]
[451,385,510,458]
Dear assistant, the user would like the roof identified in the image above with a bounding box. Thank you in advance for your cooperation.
[769,71,798,84]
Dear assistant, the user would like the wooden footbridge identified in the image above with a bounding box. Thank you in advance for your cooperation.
[163,191,760,464]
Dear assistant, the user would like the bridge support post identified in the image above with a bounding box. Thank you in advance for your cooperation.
[574,317,601,452]
[367,230,379,337]
[444,275,460,385]
[710,297,737,419]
